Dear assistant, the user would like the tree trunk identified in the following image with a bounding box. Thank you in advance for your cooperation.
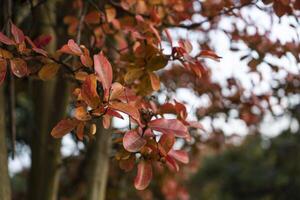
[85,124,112,200]
[0,87,11,200]
[28,1,69,200]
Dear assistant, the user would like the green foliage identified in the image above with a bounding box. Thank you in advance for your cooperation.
[189,131,300,200]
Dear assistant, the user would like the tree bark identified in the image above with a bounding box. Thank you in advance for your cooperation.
[85,124,112,200]
[0,87,11,200]
[28,1,69,200]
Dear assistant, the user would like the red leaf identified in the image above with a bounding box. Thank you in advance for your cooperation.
[168,150,189,164]
[0,32,15,45]
[164,29,173,46]
[33,34,52,48]
[59,39,82,56]
[11,23,25,44]
[81,75,100,108]
[0,59,7,85]
[10,58,28,78]
[25,36,48,56]
[105,108,124,119]
[93,52,113,98]
[134,161,153,190]
[51,118,77,138]
[119,156,135,172]
[199,50,221,62]
[159,133,175,155]
[123,130,146,152]
[109,101,141,125]
[165,155,179,172]
[174,100,187,119]
[68,39,82,55]
[148,118,188,138]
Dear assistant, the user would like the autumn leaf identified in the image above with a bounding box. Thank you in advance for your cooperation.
[10,58,28,78]
[134,161,153,190]
[174,100,187,119]
[159,133,175,155]
[105,5,116,22]
[119,156,135,172]
[84,11,101,24]
[0,59,7,85]
[147,53,168,71]
[123,130,146,152]
[74,106,91,121]
[93,52,113,98]
[105,108,124,119]
[51,118,77,138]
[81,75,100,109]
[199,50,221,62]
[102,114,111,129]
[0,32,15,45]
[124,68,144,84]
[67,39,82,55]
[11,23,25,44]
[76,122,85,140]
[148,118,188,138]
[148,72,160,91]
[59,39,82,56]
[25,36,48,56]
[168,150,189,164]
[38,63,60,80]
[0,48,13,59]
[110,82,125,101]
[80,54,93,68]
[109,101,141,125]
[165,155,179,172]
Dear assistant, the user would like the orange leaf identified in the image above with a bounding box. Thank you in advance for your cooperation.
[0,48,13,59]
[123,130,146,152]
[51,118,77,138]
[81,75,100,108]
[84,11,101,24]
[76,122,85,140]
[80,54,93,68]
[38,63,60,80]
[103,114,111,129]
[94,52,113,98]
[109,101,141,125]
[148,118,188,138]
[74,106,91,121]
[0,59,7,85]
[199,50,221,62]
[134,161,152,190]
[10,58,28,78]
[148,72,160,91]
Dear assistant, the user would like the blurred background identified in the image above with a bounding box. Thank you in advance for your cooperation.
[1,0,300,199]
